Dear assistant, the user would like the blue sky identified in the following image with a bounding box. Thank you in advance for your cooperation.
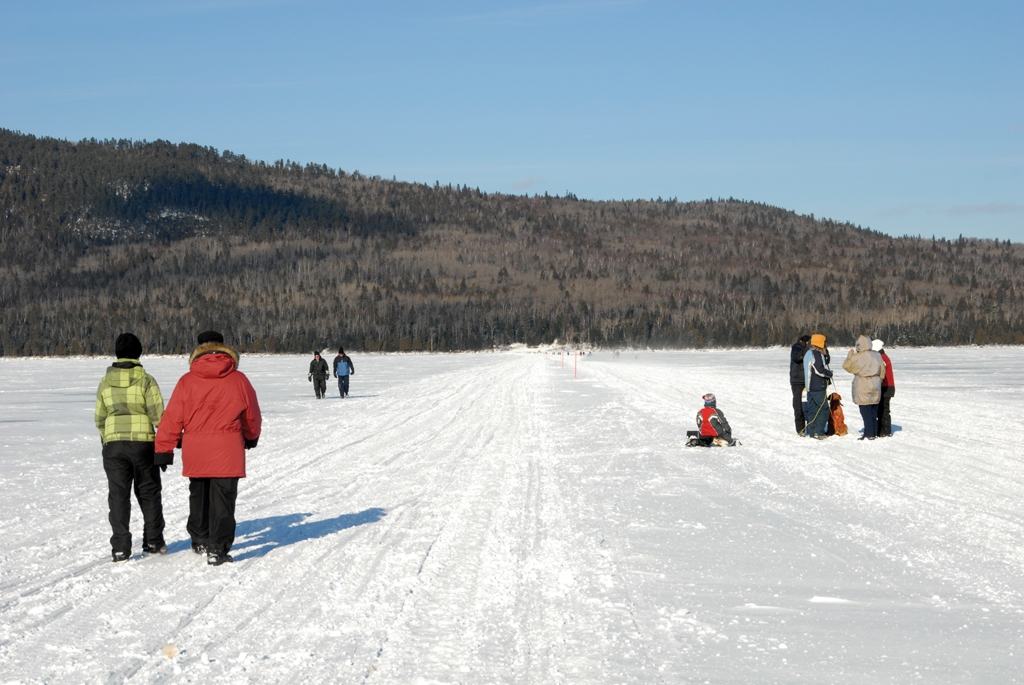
[3,0,1022,241]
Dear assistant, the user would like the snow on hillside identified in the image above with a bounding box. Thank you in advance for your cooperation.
[0,348,1021,683]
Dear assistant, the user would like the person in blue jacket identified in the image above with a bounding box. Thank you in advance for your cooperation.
[802,333,833,438]
[332,347,355,398]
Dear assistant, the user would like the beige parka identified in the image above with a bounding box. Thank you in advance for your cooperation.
[842,335,886,405]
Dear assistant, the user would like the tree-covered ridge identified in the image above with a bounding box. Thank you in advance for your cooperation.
[1,128,1021,354]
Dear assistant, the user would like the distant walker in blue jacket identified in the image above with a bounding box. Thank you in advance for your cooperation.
[333,347,355,398]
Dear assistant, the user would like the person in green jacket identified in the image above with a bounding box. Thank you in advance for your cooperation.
[94,332,166,561]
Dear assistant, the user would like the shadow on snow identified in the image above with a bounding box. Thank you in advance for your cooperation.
[167,508,387,560]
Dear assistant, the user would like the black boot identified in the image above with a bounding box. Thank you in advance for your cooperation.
[207,551,233,566]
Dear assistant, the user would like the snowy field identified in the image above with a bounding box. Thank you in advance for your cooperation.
[0,347,1022,684]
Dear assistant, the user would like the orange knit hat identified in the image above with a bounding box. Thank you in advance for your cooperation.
[810,333,826,348]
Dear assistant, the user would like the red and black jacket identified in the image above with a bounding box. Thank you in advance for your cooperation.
[696,406,732,441]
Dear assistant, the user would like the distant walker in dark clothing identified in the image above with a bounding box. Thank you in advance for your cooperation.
[790,335,811,434]
[309,352,329,399]
[333,347,355,398]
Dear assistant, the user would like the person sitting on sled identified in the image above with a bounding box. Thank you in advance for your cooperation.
[692,393,736,447]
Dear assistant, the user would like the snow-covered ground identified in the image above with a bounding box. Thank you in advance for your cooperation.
[0,347,1022,684]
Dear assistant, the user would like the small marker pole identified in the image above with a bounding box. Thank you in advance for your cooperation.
[574,352,577,379]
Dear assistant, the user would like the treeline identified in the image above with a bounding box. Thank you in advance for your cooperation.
[1,128,1022,355]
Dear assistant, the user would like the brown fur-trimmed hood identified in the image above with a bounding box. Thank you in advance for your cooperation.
[189,342,240,367]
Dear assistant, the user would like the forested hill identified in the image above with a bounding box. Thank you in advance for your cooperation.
[1,128,1022,355]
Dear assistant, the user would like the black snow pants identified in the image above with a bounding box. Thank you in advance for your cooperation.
[338,375,350,397]
[313,375,327,399]
[878,386,895,436]
[102,441,165,554]
[791,383,806,434]
[187,477,239,555]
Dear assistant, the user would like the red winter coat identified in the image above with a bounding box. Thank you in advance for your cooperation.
[697,406,732,439]
[880,350,895,388]
[155,344,262,478]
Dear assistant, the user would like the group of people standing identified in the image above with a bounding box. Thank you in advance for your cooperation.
[308,348,355,399]
[95,330,262,565]
[790,333,895,440]
[96,331,900,562]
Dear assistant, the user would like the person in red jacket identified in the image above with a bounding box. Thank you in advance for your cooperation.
[872,339,895,437]
[689,393,737,447]
[155,331,262,566]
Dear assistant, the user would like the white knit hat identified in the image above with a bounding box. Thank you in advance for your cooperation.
[871,339,884,352]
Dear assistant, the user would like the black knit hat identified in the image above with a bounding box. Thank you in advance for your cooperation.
[115,332,142,360]
[197,330,224,344]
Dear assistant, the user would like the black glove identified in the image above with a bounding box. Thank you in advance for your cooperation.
[308,374,312,382]
[244,437,259,450]
[154,452,174,467]
[159,464,167,472]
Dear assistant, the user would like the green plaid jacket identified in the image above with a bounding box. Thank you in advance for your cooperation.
[94,359,164,444]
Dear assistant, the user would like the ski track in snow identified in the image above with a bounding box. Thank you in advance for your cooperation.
[0,348,1022,683]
